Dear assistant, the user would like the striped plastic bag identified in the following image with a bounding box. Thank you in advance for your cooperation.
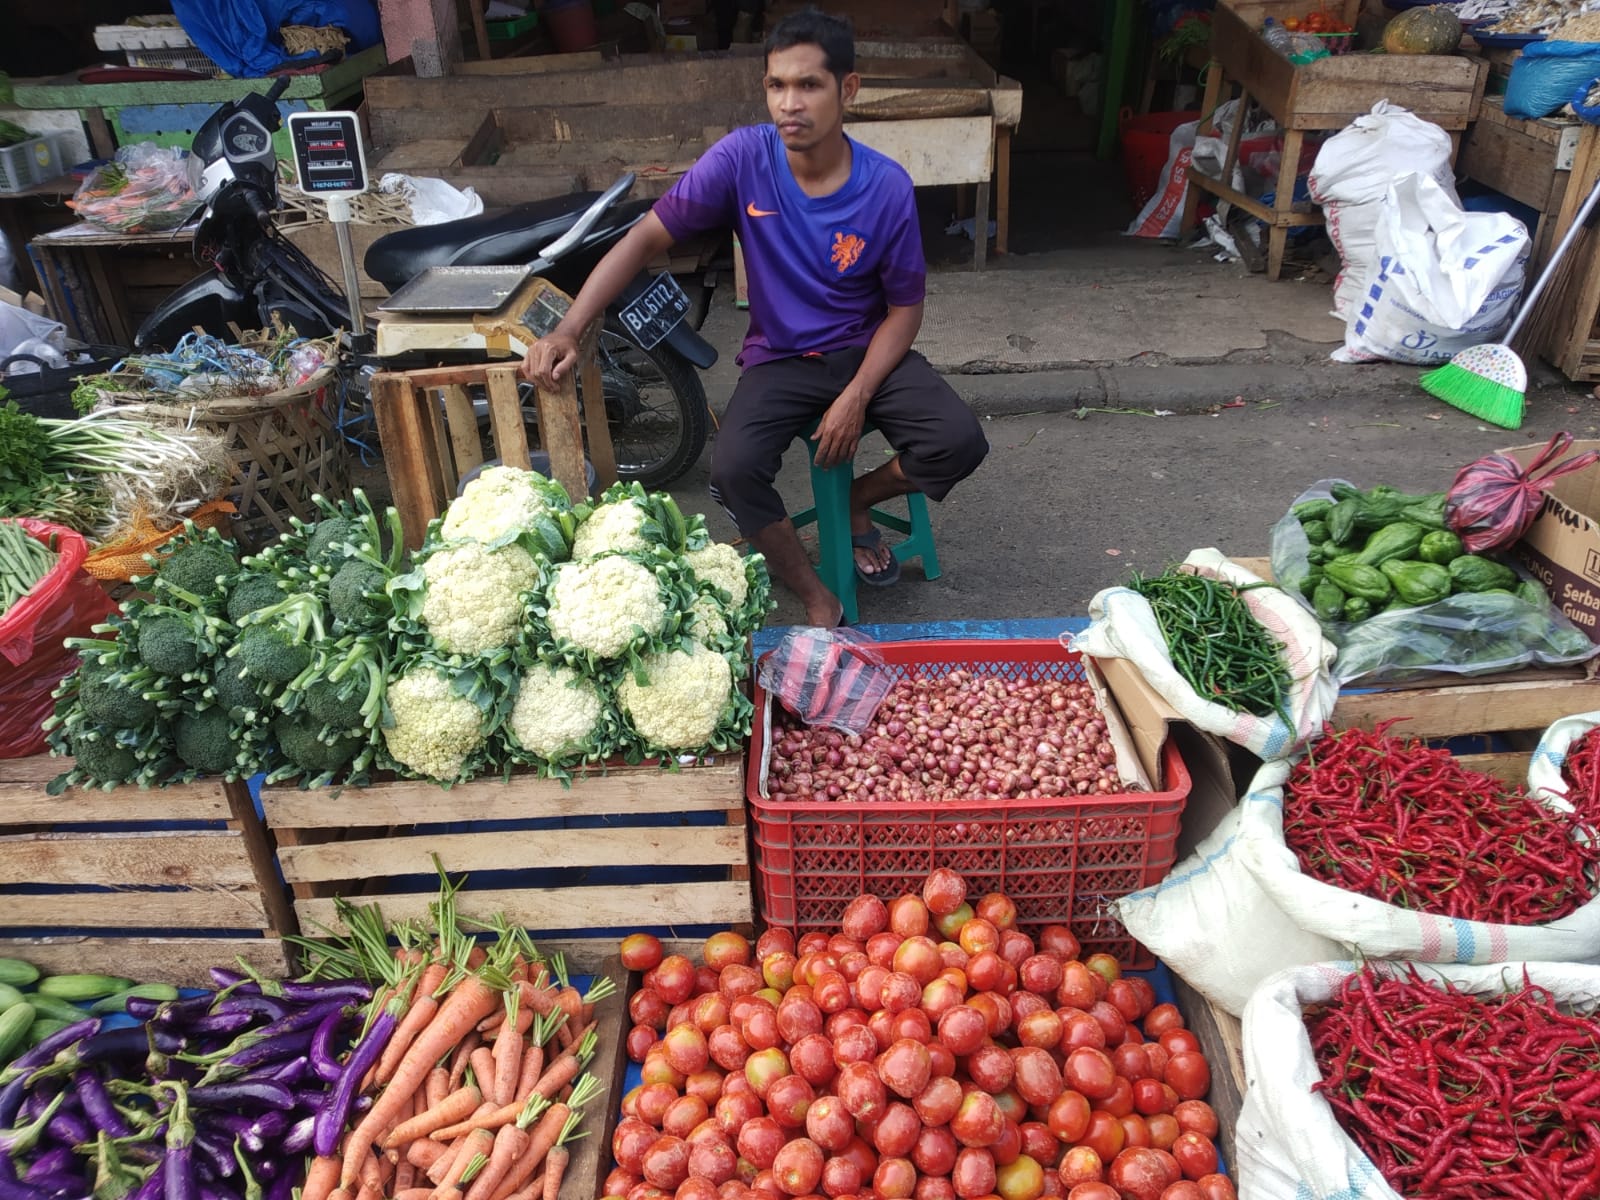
[754,627,892,736]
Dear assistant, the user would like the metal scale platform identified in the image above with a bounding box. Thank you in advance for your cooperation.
[373,265,574,359]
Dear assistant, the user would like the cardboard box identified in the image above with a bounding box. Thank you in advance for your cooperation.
[1504,440,1600,644]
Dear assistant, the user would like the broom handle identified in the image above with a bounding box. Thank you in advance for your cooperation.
[1507,172,1600,345]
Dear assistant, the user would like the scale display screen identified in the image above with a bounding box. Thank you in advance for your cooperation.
[287,111,368,197]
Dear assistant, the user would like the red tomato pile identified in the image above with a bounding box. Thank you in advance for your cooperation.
[608,870,1232,1200]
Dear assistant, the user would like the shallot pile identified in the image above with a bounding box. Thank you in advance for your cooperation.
[767,673,1125,803]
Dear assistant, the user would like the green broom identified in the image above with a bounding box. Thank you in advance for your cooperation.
[1420,173,1600,430]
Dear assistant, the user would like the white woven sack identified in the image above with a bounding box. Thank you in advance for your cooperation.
[1527,709,1600,815]
[1235,751,1600,964]
[1236,959,1600,1200]
[1071,548,1338,761]
[1111,758,1344,1017]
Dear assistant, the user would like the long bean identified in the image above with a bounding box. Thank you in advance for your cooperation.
[1129,568,1292,721]
[0,520,57,616]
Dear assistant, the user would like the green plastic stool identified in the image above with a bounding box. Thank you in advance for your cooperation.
[790,419,941,624]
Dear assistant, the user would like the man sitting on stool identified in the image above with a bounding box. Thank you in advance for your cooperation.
[520,6,989,627]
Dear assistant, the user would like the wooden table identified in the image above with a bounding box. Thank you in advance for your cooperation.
[28,222,202,345]
[1181,0,1486,280]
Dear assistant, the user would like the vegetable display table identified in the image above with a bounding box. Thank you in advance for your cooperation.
[1180,0,1487,281]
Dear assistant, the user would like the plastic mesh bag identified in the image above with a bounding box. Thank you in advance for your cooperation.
[0,519,116,758]
[756,627,892,735]
[67,144,203,233]
[1446,433,1600,554]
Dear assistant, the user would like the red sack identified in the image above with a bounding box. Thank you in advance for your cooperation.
[1445,433,1600,554]
[0,519,117,759]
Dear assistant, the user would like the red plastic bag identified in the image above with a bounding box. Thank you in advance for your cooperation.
[1445,433,1600,554]
[756,628,893,735]
[0,519,117,759]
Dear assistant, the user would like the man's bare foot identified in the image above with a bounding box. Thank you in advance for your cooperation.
[805,596,846,627]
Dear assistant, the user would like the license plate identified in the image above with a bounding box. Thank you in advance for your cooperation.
[618,274,690,350]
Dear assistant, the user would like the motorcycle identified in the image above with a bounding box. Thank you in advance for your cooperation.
[134,81,716,488]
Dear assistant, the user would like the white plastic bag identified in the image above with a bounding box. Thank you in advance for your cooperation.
[1335,173,1529,364]
[1071,549,1338,761]
[1528,709,1600,814]
[0,301,66,361]
[1236,747,1600,967]
[1236,960,1600,1200]
[67,143,203,233]
[1309,102,1459,320]
[1125,100,1245,240]
[1111,760,1345,1017]
[378,173,484,225]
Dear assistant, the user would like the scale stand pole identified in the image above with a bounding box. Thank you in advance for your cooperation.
[326,195,366,336]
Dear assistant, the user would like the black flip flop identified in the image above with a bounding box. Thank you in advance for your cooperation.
[851,528,901,587]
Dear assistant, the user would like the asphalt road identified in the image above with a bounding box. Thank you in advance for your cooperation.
[668,387,1600,628]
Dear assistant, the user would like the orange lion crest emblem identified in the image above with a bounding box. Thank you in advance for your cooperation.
[830,230,868,274]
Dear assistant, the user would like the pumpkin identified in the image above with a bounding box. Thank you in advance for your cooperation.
[1382,5,1463,54]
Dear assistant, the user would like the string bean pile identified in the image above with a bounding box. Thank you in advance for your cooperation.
[1129,568,1292,720]
[0,520,57,618]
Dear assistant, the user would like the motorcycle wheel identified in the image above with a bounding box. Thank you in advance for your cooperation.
[580,317,709,489]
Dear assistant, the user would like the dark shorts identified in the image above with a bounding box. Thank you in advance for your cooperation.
[707,347,989,536]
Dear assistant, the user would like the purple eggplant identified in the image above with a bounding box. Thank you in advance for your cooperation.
[191,1130,236,1181]
[279,1115,314,1156]
[153,997,214,1029]
[240,1111,286,1154]
[123,998,161,1021]
[198,1188,239,1200]
[207,996,284,1024]
[21,1151,76,1185]
[60,1026,151,1070]
[73,1071,132,1139]
[0,1091,65,1156]
[207,969,247,990]
[160,1085,195,1200]
[0,1077,28,1129]
[44,1108,90,1146]
[312,997,399,1157]
[262,1171,292,1200]
[3,1019,99,1081]
[186,1012,254,1039]
[0,1153,48,1200]
[308,1007,351,1085]
[220,1029,313,1074]
[128,1160,165,1200]
[264,1059,308,1089]
[272,981,370,1005]
[253,999,348,1042]
[185,1081,290,1111]
[15,1174,80,1199]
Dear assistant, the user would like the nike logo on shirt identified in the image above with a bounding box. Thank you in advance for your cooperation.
[746,202,778,217]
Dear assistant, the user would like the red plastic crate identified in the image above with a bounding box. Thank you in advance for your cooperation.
[748,640,1190,969]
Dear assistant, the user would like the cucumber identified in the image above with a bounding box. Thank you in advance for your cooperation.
[36,974,135,1003]
[0,959,40,989]
[0,1003,33,1061]
[25,1018,70,1047]
[24,992,89,1024]
[0,983,23,1013]
[90,983,180,1016]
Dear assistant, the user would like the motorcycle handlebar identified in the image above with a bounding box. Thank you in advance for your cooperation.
[243,186,273,231]
[264,76,291,104]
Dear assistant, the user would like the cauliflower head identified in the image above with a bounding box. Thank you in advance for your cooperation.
[508,663,607,760]
[546,555,667,660]
[441,466,562,547]
[684,543,749,609]
[571,496,650,562]
[685,593,731,649]
[420,540,539,656]
[383,667,485,780]
[618,642,733,752]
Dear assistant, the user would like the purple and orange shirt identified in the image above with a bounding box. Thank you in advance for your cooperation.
[652,124,926,368]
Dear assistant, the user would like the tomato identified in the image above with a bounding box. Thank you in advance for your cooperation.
[1141,1004,1185,1039]
[1106,1147,1172,1200]
[924,867,969,916]
[1076,1110,1124,1163]
[1065,1186,1118,1200]
[1194,1175,1236,1200]
[1083,954,1121,986]
[1105,980,1144,1024]
[1057,1146,1103,1187]
[996,1154,1046,1200]
[1111,1043,1152,1083]
[1145,1114,1180,1153]
[1163,1054,1211,1103]
[1131,1078,1173,1118]
[1101,1077,1134,1120]
[1158,1030,1200,1058]
[1172,1101,1218,1139]
[1064,1048,1118,1101]
[622,933,666,972]
[1170,1134,1218,1181]
[1159,1184,1206,1200]
[1046,1090,1092,1145]
[1117,1114,1151,1150]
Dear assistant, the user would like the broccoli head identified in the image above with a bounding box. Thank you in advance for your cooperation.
[78,666,158,728]
[69,730,138,783]
[308,517,356,564]
[304,677,364,731]
[226,574,284,625]
[235,623,312,685]
[174,708,239,775]
[274,711,362,776]
[136,614,201,678]
[211,656,267,717]
[157,543,237,597]
[328,560,386,627]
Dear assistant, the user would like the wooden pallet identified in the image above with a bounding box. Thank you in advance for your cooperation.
[0,755,295,986]
[260,760,754,939]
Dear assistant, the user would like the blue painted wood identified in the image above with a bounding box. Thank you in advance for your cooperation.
[752,617,1088,656]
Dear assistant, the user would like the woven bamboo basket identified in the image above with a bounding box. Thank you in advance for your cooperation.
[124,368,350,550]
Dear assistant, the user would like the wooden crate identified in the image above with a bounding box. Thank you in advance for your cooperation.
[0,755,295,986]
[260,760,754,938]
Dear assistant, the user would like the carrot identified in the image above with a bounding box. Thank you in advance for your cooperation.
[340,974,503,1188]
[384,1085,484,1149]
[426,1136,465,1185]
[397,1157,417,1194]
[552,989,582,1049]
[469,1046,498,1098]
[491,998,524,1108]
[514,1042,544,1104]
[492,1171,543,1200]
[438,1127,496,1192]
[359,1148,383,1192]
[436,1189,465,1200]
[408,1139,448,1170]
[466,945,488,969]
[460,1121,531,1200]
[328,1191,353,1200]
[426,1066,451,1110]
[303,1154,343,1200]
[449,1031,482,1091]
[542,1145,570,1200]
[375,961,450,1088]
[395,1191,436,1200]
[355,1184,381,1200]
[472,1073,585,1200]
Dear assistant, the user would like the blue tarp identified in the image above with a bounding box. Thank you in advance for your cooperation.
[172,0,380,78]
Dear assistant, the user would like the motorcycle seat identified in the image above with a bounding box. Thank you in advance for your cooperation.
[363,192,603,292]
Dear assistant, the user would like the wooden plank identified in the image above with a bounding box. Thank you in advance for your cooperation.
[850,116,993,186]
[224,780,299,940]
[0,937,289,989]
[459,110,504,169]
[0,774,231,823]
[537,372,590,506]
[364,57,765,114]
[1460,111,1563,212]
[262,761,743,826]
[562,955,629,1200]
[1455,751,1529,788]
[1334,678,1600,739]
[466,0,492,62]
[277,824,749,884]
[296,879,754,933]
[0,831,260,889]
[1173,973,1244,1170]
[456,50,607,75]
[422,385,458,500]
[486,365,533,472]
[370,372,440,551]
[2,889,271,931]
[440,384,486,480]
[579,357,618,493]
